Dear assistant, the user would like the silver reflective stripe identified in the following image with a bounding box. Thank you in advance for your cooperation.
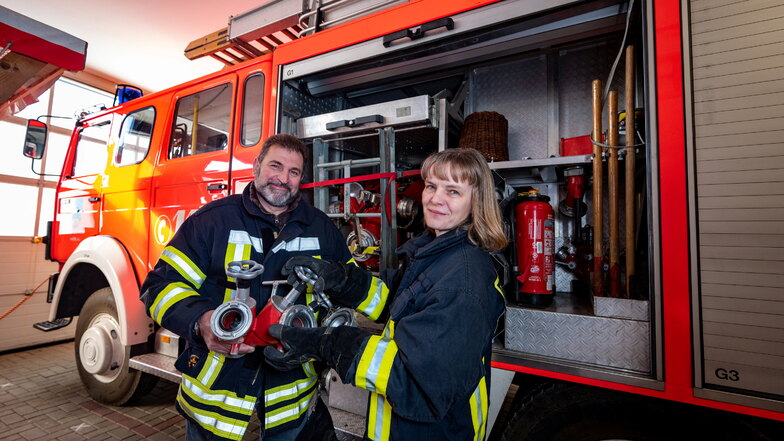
[151,284,192,324]
[161,248,205,287]
[264,377,316,404]
[264,389,315,426]
[472,387,484,440]
[181,377,256,412]
[197,352,223,387]
[177,395,247,439]
[229,230,262,253]
[369,392,390,441]
[271,237,321,254]
[365,338,391,392]
[303,361,317,378]
[361,278,385,316]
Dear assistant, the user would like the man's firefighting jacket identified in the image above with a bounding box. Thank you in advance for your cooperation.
[343,229,505,441]
[140,184,351,441]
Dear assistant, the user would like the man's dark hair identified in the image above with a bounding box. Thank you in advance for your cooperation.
[257,134,308,165]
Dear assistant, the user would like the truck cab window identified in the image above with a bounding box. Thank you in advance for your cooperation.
[168,83,232,159]
[72,120,111,177]
[115,107,155,166]
[241,74,264,146]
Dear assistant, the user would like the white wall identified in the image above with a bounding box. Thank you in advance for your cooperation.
[0,237,75,352]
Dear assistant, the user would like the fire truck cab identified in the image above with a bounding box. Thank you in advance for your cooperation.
[28,0,784,438]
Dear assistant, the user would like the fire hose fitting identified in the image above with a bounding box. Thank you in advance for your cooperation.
[211,260,358,357]
[211,260,265,356]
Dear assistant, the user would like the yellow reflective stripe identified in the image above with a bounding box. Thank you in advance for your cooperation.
[357,277,389,320]
[469,375,489,441]
[149,282,197,324]
[302,361,317,378]
[177,390,248,441]
[264,387,316,429]
[264,376,317,407]
[196,352,225,388]
[367,392,392,441]
[180,375,256,415]
[383,320,395,339]
[494,276,505,299]
[161,247,206,288]
[348,245,379,255]
[354,335,398,395]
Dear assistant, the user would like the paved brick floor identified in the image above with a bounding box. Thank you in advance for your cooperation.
[0,341,262,440]
[0,341,362,441]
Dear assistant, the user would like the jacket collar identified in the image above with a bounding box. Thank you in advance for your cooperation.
[241,183,317,228]
[398,228,468,260]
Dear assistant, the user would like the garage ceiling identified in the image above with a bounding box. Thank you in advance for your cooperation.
[2,0,268,93]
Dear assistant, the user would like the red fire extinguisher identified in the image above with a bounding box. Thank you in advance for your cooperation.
[514,190,555,307]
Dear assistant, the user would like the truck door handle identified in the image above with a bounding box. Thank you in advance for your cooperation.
[206,183,228,191]
[88,197,101,202]
[383,17,454,47]
[326,114,384,131]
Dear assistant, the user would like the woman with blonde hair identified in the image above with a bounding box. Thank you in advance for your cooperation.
[267,148,507,441]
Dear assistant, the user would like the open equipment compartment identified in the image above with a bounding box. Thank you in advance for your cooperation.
[277,0,657,385]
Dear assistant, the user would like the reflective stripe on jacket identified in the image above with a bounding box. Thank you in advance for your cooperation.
[346,229,505,441]
[141,184,351,440]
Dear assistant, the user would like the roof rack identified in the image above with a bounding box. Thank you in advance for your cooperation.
[185,0,408,66]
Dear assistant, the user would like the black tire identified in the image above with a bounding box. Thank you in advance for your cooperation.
[500,382,676,441]
[75,287,158,405]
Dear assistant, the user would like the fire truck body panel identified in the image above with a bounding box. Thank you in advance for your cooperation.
[37,0,783,434]
[48,235,152,346]
[148,74,237,272]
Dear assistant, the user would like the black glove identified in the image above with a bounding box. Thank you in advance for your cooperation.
[283,256,348,294]
[282,256,372,308]
[263,324,370,377]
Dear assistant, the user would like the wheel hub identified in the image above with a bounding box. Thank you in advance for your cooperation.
[78,313,124,381]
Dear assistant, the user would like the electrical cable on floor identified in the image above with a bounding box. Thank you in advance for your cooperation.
[0,275,51,320]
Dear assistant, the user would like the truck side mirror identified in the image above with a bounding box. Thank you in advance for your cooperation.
[23,119,48,159]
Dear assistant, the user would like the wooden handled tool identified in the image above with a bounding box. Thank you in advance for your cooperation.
[625,45,636,299]
[592,79,604,297]
[608,90,620,298]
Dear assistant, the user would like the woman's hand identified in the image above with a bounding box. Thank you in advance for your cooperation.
[282,256,348,294]
[263,324,326,371]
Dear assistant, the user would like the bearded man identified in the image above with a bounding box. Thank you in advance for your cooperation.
[141,134,351,441]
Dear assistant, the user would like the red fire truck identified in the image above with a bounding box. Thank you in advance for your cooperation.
[24,0,783,439]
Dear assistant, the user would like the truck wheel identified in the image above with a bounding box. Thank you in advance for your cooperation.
[500,382,674,441]
[75,287,157,405]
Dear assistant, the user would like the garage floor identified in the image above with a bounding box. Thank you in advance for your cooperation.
[0,341,360,440]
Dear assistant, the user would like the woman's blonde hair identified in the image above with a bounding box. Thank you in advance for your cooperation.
[420,148,508,252]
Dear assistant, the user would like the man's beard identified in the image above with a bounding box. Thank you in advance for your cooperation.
[258,179,298,207]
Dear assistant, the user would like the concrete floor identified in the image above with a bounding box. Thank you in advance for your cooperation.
[0,341,361,440]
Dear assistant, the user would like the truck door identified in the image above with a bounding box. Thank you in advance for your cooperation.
[51,115,113,262]
[229,60,272,194]
[149,75,236,266]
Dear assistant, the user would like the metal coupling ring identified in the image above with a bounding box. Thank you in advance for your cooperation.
[211,300,254,341]
[321,308,357,328]
[279,304,317,329]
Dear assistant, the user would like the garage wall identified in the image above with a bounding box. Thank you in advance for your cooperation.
[0,237,74,353]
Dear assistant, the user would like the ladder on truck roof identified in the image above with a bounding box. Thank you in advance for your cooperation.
[185,0,408,66]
